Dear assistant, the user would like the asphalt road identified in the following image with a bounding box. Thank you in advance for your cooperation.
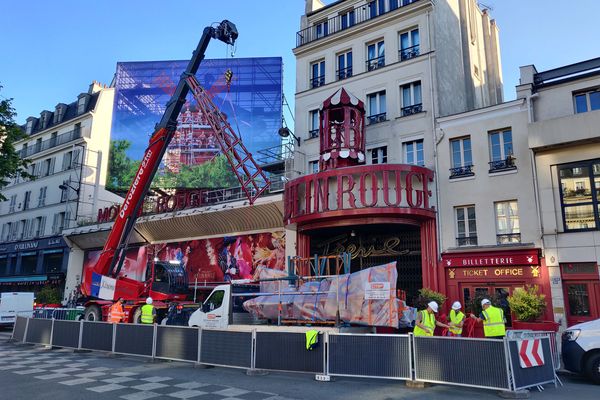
[0,326,598,400]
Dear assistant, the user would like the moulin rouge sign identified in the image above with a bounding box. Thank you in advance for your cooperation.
[284,164,435,224]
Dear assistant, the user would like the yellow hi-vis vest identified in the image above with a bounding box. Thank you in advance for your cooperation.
[449,310,465,335]
[482,306,506,337]
[305,330,318,350]
[140,304,154,324]
[414,310,435,337]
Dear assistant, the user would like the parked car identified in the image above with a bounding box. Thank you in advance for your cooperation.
[562,318,600,384]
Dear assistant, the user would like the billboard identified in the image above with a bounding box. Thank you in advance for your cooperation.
[81,231,286,289]
[109,57,283,190]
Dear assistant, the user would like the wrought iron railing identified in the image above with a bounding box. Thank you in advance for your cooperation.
[367,112,387,125]
[19,128,83,158]
[308,129,319,139]
[311,75,325,89]
[337,66,353,80]
[399,44,420,61]
[457,236,478,246]
[366,56,385,71]
[401,103,423,116]
[488,157,516,173]
[496,233,521,244]
[256,143,295,165]
[449,165,474,179]
[296,0,422,47]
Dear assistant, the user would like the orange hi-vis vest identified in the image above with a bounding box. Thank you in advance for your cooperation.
[108,302,124,323]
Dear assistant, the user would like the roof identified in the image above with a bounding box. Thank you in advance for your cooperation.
[321,87,364,110]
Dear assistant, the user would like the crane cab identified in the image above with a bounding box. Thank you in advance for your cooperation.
[147,260,189,299]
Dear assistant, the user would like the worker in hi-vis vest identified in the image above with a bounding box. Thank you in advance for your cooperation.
[140,297,156,324]
[108,297,125,323]
[413,301,450,337]
[448,301,465,336]
[470,298,506,338]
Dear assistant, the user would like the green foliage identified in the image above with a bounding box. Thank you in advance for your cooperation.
[156,154,240,189]
[507,285,546,322]
[0,85,33,200]
[107,139,140,190]
[414,288,447,310]
[36,286,62,305]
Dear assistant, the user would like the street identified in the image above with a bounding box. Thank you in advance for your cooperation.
[0,327,597,400]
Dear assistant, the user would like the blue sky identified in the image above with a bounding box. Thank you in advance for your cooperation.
[2,0,599,125]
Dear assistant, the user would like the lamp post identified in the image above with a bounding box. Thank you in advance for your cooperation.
[278,126,300,147]
[58,182,80,229]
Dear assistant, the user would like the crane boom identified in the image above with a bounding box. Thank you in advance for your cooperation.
[83,20,248,299]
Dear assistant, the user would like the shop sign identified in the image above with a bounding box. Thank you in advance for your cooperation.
[448,266,541,279]
[443,251,539,268]
[284,164,434,224]
[365,282,390,299]
[315,234,412,259]
[0,237,65,254]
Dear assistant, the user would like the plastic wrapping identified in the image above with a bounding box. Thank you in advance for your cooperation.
[243,262,400,328]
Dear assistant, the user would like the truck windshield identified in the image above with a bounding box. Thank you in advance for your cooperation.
[205,290,224,311]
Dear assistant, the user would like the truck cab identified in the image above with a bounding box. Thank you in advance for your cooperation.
[187,284,259,329]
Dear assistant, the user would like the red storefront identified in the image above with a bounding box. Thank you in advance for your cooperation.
[440,248,554,328]
[284,88,438,302]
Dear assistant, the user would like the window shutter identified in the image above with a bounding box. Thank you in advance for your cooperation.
[64,211,71,230]
[73,149,81,167]
[49,158,55,175]
[62,153,69,171]
[27,219,35,238]
[39,216,46,237]
[52,214,59,234]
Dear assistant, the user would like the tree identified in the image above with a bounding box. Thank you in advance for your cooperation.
[107,139,140,190]
[0,85,32,200]
[158,154,240,189]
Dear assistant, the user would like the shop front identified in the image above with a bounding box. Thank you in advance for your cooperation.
[560,262,600,326]
[441,248,553,328]
[0,237,68,295]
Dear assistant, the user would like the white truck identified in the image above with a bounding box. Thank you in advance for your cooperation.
[0,292,34,327]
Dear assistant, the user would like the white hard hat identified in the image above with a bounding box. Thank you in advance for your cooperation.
[146,297,153,305]
[452,301,462,310]
[427,301,439,313]
[481,298,491,306]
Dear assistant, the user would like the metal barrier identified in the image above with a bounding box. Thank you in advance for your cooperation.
[507,330,560,370]
[506,336,556,391]
[51,320,81,349]
[12,317,559,394]
[328,333,411,380]
[200,329,252,369]
[33,307,84,321]
[155,325,199,363]
[414,336,511,391]
[255,331,324,374]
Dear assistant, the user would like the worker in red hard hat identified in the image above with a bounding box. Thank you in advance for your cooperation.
[448,301,465,337]
[413,301,450,337]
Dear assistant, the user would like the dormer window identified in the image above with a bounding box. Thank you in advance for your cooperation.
[40,111,52,130]
[77,94,89,114]
[54,104,67,123]
[25,118,35,134]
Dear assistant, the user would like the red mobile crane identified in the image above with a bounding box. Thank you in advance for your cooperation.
[80,20,270,322]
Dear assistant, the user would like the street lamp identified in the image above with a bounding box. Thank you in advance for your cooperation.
[58,183,80,194]
[278,126,301,147]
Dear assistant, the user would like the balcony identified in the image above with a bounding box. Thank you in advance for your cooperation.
[337,66,353,80]
[366,56,385,72]
[497,233,521,244]
[488,156,516,173]
[457,236,478,246]
[367,112,387,125]
[401,103,423,117]
[19,128,82,158]
[308,129,319,139]
[399,44,420,61]
[311,75,325,89]
[296,0,422,47]
[449,165,474,179]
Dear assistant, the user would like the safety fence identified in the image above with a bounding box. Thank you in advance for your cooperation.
[507,330,561,371]
[32,308,84,321]
[11,316,556,393]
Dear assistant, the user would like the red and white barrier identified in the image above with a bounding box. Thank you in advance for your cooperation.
[518,339,545,368]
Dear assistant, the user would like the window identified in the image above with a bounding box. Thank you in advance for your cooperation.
[18,219,28,240]
[559,160,600,231]
[399,28,420,61]
[366,40,385,71]
[77,96,87,114]
[33,216,46,238]
[390,0,399,10]
[309,110,319,139]
[404,139,424,166]
[337,51,353,80]
[488,129,515,172]
[340,9,355,30]
[574,89,600,114]
[450,137,473,178]
[23,191,31,210]
[314,20,328,39]
[26,120,34,134]
[41,158,53,176]
[368,0,386,18]
[9,194,17,213]
[50,132,57,146]
[60,180,69,202]
[73,123,82,137]
[311,60,325,89]
[371,146,387,164]
[309,160,319,174]
[35,138,42,152]
[52,212,66,234]
[38,186,47,207]
[367,91,386,124]
[62,150,79,170]
[204,290,225,311]
[400,81,423,116]
[495,201,520,244]
[455,206,477,246]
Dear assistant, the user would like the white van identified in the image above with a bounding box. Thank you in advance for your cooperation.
[0,292,34,326]
[562,318,600,384]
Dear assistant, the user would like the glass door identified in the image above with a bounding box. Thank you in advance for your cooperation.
[460,284,516,327]
[565,281,600,326]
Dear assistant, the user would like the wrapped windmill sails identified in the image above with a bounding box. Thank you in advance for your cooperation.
[243,262,401,328]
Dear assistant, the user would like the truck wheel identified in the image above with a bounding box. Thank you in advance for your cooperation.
[84,305,101,321]
[132,308,142,324]
[585,353,600,385]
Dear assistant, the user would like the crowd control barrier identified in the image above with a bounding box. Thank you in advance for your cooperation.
[507,330,561,371]
[12,316,557,394]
